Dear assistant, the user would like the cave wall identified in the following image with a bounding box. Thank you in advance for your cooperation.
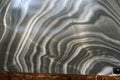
[0,0,120,75]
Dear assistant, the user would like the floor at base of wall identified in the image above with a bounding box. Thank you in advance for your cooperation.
[0,72,120,80]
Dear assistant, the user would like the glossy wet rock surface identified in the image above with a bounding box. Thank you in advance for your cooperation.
[0,0,120,75]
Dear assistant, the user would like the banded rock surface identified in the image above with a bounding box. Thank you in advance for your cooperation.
[0,0,120,75]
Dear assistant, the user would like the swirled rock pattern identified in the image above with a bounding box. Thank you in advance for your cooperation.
[0,0,120,75]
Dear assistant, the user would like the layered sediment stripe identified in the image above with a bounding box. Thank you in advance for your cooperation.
[0,0,120,75]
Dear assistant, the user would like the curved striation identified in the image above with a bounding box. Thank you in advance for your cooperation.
[0,0,120,75]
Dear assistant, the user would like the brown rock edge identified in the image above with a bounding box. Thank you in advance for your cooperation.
[0,72,120,80]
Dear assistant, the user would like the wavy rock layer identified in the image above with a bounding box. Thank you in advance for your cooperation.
[0,0,120,75]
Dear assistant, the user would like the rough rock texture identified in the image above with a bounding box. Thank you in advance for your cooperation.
[0,72,120,80]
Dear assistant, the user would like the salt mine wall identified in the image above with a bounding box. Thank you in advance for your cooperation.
[0,0,120,75]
